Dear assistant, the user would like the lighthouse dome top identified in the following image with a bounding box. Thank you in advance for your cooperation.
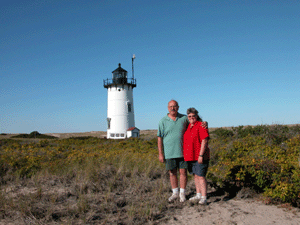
[112,63,127,74]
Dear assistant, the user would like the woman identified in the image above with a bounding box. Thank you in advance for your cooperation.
[183,107,210,205]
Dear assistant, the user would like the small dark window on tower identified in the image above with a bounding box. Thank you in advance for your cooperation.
[107,118,111,129]
[128,103,132,112]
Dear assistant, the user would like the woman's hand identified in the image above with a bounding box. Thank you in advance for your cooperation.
[198,156,203,164]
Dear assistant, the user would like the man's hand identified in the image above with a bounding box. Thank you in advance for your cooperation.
[159,154,165,163]
[201,121,208,129]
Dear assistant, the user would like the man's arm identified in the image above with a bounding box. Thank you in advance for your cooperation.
[201,121,208,129]
[157,137,165,163]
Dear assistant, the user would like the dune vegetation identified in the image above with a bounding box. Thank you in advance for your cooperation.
[208,124,300,205]
[0,124,299,224]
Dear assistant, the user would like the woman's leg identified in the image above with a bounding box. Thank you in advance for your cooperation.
[198,175,207,197]
[194,174,201,194]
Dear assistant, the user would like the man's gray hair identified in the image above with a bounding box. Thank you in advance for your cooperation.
[186,107,202,121]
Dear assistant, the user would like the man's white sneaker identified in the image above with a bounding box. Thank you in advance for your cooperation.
[179,193,186,202]
[199,198,207,205]
[168,193,179,202]
[189,195,201,201]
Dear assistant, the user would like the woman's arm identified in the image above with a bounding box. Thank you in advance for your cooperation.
[198,137,208,164]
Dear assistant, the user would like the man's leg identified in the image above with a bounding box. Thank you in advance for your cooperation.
[179,168,187,189]
[169,168,178,189]
[168,168,179,202]
[166,158,180,202]
[167,158,187,202]
[179,167,187,202]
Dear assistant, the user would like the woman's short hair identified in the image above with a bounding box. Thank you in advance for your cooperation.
[186,107,202,121]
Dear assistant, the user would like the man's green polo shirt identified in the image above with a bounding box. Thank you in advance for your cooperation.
[157,113,189,159]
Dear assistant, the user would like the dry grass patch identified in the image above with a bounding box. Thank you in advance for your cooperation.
[0,137,184,224]
[1,125,299,224]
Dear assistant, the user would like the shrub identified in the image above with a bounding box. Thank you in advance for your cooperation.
[11,131,57,139]
[0,136,171,224]
[211,128,234,139]
[208,124,300,205]
[1,124,299,224]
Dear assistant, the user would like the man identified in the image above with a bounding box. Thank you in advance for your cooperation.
[157,100,208,202]
[157,100,188,202]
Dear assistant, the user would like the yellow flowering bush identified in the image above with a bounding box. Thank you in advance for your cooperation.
[0,137,160,179]
[1,125,299,207]
[209,125,300,205]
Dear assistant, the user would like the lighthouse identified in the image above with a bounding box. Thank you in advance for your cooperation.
[103,59,139,139]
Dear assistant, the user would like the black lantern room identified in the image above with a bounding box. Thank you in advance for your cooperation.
[104,63,136,89]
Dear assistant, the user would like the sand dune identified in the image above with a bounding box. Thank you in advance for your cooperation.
[165,199,300,225]
[163,182,300,225]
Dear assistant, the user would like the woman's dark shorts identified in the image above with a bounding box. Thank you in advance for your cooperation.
[165,157,188,171]
[187,161,209,177]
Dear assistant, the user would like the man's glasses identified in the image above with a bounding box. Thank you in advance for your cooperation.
[188,115,196,118]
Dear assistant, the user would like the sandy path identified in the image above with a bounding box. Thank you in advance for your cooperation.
[164,199,300,225]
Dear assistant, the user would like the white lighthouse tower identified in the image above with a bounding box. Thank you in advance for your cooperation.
[103,60,139,139]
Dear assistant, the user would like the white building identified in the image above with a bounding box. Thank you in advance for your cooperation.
[127,127,140,138]
[103,63,139,139]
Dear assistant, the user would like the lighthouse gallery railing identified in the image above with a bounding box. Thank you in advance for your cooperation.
[103,78,136,88]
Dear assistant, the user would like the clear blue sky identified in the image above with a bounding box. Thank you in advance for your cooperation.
[1,0,299,133]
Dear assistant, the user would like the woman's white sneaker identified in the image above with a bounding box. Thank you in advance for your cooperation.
[189,195,201,201]
[199,198,207,205]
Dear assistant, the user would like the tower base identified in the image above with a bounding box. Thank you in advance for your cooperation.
[107,127,140,139]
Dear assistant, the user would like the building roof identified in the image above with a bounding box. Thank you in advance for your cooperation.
[127,127,140,131]
[112,63,127,73]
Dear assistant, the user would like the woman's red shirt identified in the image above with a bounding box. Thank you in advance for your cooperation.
[183,121,210,161]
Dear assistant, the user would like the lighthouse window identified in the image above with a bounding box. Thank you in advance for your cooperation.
[120,133,125,137]
[110,133,115,137]
[128,103,132,112]
[116,133,120,137]
[107,118,111,129]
